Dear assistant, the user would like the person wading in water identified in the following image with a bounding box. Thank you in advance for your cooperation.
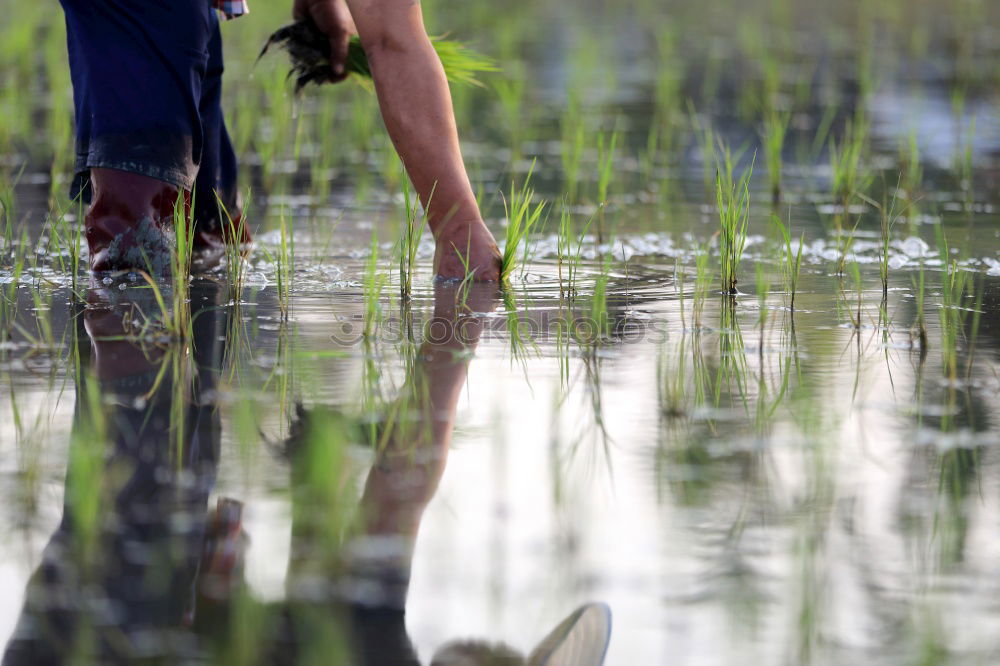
[60,0,501,280]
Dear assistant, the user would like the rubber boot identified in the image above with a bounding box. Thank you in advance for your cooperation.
[190,195,253,273]
[85,167,184,274]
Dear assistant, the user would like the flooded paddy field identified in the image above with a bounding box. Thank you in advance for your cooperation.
[2,0,1000,663]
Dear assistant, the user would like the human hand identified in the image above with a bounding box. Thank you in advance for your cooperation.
[292,0,357,81]
[433,218,502,282]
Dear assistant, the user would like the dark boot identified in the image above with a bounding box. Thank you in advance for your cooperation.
[85,168,185,274]
[192,204,252,253]
[190,195,252,273]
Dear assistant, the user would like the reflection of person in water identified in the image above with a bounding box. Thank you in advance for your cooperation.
[3,282,611,665]
[3,279,231,664]
[277,283,612,666]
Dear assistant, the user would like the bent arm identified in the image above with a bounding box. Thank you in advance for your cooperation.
[346,0,479,234]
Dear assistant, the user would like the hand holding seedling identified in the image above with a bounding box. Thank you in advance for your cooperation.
[291,0,356,82]
[278,0,501,281]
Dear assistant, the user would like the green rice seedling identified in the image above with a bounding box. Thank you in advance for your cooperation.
[642,31,682,190]
[761,108,790,205]
[715,144,755,295]
[363,231,387,339]
[770,213,803,311]
[348,87,378,156]
[858,184,907,303]
[257,66,297,190]
[804,102,837,166]
[275,211,294,320]
[640,122,662,187]
[877,200,894,306]
[1,228,29,341]
[46,196,86,295]
[557,205,595,300]
[911,259,928,354]
[136,194,196,341]
[829,111,871,209]
[1,165,25,255]
[308,99,340,204]
[935,227,974,382]
[957,115,976,202]
[652,25,683,131]
[500,162,547,284]
[398,174,426,302]
[213,190,252,292]
[595,125,620,244]
[256,210,295,322]
[495,64,528,160]
[43,18,74,206]
[596,126,620,207]
[688,103,716,194]
[588,258,611,342]
[899,129,923,202]
[560,96,586,203]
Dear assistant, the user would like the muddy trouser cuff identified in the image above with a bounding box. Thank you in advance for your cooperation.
[71,131,198,199]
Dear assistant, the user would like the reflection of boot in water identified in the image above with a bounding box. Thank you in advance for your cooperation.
[3,280,232,663]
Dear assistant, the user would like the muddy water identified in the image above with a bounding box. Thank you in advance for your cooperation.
[4,3,1000,665]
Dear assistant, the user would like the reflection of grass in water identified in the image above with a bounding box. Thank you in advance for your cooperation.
[716,298,750,414]
[933,444,978,567]
[502,288,538,383]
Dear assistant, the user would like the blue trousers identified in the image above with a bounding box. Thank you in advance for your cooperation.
[61,0,239,219]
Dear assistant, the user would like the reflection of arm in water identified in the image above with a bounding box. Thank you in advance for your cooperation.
[360,287,488,541]
[284,286,611,666]
[293,0,501,281]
